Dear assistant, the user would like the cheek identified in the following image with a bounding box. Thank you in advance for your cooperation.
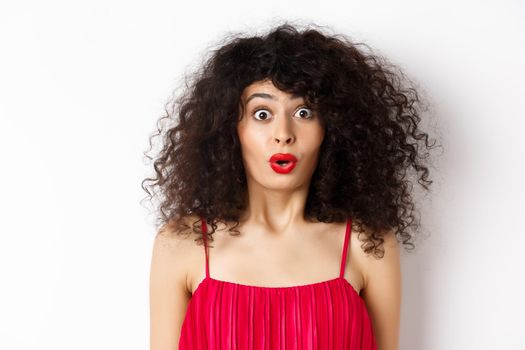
[237,124,263,157]
[303,125,325,148]
[315,127,325,145]
[236,122,250,149]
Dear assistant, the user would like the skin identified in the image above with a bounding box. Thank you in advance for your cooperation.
[235,78,326,232]
[149,79,401,350]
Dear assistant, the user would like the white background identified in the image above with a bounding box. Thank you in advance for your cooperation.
[1,0,524,349]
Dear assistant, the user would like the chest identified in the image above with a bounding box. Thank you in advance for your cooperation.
[188,222,365,295]
[180,275,376,349]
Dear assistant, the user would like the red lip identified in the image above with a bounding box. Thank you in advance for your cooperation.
[269,153,298,174]
[269,153,298,162]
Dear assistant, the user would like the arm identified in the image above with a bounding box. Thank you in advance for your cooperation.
[149,222,193,350]
[360,230,402,350]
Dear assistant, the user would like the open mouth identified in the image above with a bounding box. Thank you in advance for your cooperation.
[269,153,298,173]
[275,160,290,167]
[269,159,297,173]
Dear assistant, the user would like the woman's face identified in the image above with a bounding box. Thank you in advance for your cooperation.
[237,79,325,191]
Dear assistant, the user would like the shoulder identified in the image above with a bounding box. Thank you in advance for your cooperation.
[151,214,204,294]
[363,229,400,281]
[351,225,401,288]
[346,222,401,291]
[154,214,202,252]
[356,228,402,349]
[149,215,205,348]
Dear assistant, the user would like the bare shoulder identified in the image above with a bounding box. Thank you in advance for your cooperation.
[345,221,401,294]
[152,214,203,293]
[149,214,203,349]
[353,226,402,350]
[360,228,400,286]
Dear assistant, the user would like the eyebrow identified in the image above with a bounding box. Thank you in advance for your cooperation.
[245,92,303,104]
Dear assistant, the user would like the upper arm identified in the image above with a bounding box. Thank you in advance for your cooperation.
[149,223,193,350]
[361,231,402,350]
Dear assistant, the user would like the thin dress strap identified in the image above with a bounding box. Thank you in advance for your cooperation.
[339,217,352,278]
[200,216,209,278]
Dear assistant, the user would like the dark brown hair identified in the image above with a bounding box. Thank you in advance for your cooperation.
[141,22,440,258]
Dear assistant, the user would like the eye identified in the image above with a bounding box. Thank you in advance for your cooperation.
[252,108,272,121]
[294,107,314,119]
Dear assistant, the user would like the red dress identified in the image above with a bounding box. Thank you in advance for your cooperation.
[178,217,378,349]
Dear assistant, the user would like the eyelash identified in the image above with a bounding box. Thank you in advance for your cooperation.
[250,105,315,121]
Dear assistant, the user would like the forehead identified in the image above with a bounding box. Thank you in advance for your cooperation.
[241,79,303,102]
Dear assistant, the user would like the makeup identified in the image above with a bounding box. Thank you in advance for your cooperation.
[269,153,298,174]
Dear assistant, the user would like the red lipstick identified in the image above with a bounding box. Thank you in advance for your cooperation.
[269,153,298,174]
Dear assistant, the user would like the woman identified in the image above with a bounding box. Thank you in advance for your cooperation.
[146,22,437,350]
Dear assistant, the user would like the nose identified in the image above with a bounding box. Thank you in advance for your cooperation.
[273,114,295,144]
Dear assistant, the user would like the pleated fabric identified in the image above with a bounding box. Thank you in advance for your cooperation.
[178,217,377,350]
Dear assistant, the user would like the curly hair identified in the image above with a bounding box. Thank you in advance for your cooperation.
[141,22,440,258]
